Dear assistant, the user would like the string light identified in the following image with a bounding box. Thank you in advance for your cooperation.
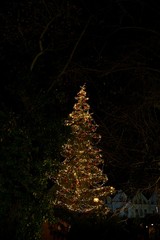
[54,84,115,213]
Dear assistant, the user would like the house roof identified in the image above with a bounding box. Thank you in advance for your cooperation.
[112,190,128,202]
[131,192,148,204]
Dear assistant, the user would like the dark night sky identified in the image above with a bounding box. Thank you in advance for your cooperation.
[1,0,160,192]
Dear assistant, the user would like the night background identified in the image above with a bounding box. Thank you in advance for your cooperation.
[1,0,160,239]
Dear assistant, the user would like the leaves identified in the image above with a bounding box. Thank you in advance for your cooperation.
[0,111,60,239]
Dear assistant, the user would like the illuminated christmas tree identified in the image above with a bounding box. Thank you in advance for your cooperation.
[54,84,115,214]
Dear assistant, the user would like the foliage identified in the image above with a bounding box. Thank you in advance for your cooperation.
[54,84,115,214]
[0,111,60,240]
[1,0,160,221]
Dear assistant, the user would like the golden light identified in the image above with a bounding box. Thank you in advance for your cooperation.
[110,186,115,193]
[93,197,99,203]
[54,84,115,213]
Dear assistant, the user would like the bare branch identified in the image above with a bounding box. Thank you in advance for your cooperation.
[47,17,92,93]
[30,15,60,71]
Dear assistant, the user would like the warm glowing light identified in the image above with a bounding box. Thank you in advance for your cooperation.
[93,197,99,203]
[110,186,115,193]
[54,84,115,214]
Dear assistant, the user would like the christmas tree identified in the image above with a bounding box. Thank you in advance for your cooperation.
[54,84,115,214]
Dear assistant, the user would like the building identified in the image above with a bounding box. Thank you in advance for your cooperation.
[106,189,160,219]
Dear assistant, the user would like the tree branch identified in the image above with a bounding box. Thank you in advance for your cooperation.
[47,17,92,93]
